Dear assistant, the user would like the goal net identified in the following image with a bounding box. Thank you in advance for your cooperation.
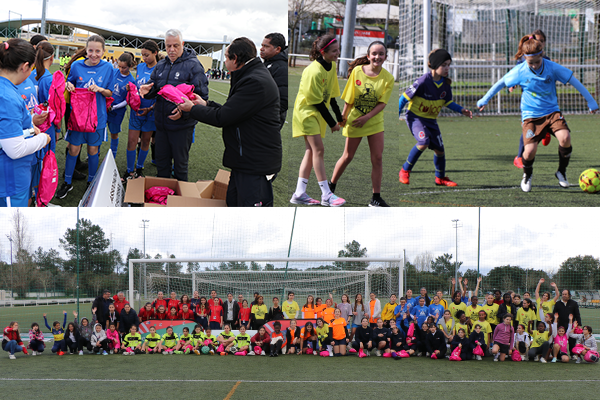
[128,258,400,310]
[399,0,600,116]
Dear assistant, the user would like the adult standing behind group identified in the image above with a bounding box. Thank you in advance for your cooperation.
[91,290,113,330]
[553,289,581,357]
[139,29,208,182]
[260,33,288,129]
[179,37,282,207]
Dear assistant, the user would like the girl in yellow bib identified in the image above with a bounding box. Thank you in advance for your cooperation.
[291,35,346,207]
[330,41,395,207]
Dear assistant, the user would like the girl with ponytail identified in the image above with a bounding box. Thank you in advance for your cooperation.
[329,41,394,207]
[0,39,52,207]
[291,34,346,207]
[478,34,598,192]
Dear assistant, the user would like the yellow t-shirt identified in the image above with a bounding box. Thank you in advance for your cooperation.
[282,301,299,319]
[381,302,398,321]
[531,330,550,348]
[516,308,536,331]
[292,60,341,138]
[482,303,500,325]
[537,299,555,320]
[472,320,492,345]
[465,305,484,323]
[448,302,467,323]
[341,66,394,138]
[454,321,470,336]
[251,304,268,321]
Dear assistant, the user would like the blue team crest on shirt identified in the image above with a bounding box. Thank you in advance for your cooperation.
[526,129,534,139]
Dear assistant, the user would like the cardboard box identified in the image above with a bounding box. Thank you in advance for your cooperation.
[123,170,230,207]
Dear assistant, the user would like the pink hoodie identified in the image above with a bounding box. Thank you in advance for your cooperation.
[106,328,121,349]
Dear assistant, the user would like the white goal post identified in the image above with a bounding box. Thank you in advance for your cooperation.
[128,257,403,310]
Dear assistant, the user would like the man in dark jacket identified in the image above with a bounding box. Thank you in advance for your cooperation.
[179,37,282,207]
[260,33,288,129]
[553,289,581,357]
[91,290,113,330]
[140,29,208,181]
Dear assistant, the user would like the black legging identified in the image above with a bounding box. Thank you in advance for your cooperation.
[252,341,269,354]
[65,337,78,353]
[92,339,109,353]
[352,339,372,351]
[528,342,550,360]
[78,337,92,352]
[270,339,283,355]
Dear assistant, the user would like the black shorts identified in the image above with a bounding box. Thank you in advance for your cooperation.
[333,339,347,346]
[495,343,510,354]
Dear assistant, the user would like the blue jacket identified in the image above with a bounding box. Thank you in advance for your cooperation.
[146,48,209,130]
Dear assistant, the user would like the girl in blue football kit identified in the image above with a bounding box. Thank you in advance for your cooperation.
[107,52,135,159]
[0,39,51,207]
[398,49,472,187]
[125,40,160,180]
[57,35,114,199]
[478,35,598,192]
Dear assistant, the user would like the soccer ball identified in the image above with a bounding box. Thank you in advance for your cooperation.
[201,346,210,354]
[579,169,600,193]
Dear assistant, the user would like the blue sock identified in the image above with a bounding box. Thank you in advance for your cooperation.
[434,154,446,178]
[64,153,78,185]
[88,153,99,182]
[136,149,149,170]
[517,135,524,158]
[110,138,119,158]
[126,150,136,173]
[403,145,424,171]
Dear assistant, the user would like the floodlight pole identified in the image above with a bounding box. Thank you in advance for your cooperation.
[452,219,460,282]
[6,233,13,300]
[141,219,150,301]
[41,0,48,35]
[423,0,432,74]
[340,0,358,77]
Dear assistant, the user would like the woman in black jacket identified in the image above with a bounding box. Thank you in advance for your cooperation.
[450,328,471,360]
[497,293,516,322]
[469,324,487,360]
[415,322,429,356]
[119,304,140,338]
[426,323,447,359]
[351,317,373,355]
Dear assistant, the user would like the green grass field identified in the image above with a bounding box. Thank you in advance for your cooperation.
[286,66,401,207]
[1,332,599,399]
[397,114,600,206]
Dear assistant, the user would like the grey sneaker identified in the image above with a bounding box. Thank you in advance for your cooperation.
[555,171,569,188]
[290,192,320,205]
[321,193,346,207]
[521,173,532,192]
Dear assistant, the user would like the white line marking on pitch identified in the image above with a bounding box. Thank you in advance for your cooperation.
[1,378,598,384]
[400,185,578,196]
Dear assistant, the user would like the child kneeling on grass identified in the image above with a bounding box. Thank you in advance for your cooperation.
[44,311,67,356]
[143,325,162,354]
[122,325,143,355]
[492,315,514,361]
[28,323,45,356]
[90,323,109,355]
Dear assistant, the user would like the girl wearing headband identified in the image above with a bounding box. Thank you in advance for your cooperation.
[329,41,395,207]
[478,34,598,192]
[291,34,346,207]
[399,49,472,187]
[0,39,51,207]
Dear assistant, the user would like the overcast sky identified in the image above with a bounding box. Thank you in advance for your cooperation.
[0,208,598,275]
[0,0,287,52]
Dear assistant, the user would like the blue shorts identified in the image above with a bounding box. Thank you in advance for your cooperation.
[129,112,156,132]
[107,108,127,135]
[406,111,444,152]
[352,323,360,329]
[66,127,107,147]
[0,187,29,207]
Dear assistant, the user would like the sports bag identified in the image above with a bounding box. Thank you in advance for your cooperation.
[36,148,58,207]
[48,70,66,126]
[126,81,141,112]
[68,88,97,133]
[449,346,462,361]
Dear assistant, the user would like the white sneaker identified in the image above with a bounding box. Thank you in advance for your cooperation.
[79,350,84,356]
[375,349,382,357]
[31,351,37,356]
[417,352,422,357]
[576,357,581,364]
[321,193,346,207]
[540,357,547,363]
[328,350,333,357]
[556,171,569,188]
[521,173,532,192]
[247,351,255,356]
[261,351,266,356]
[476,355,482,361]
[123,351,129,356]
[130,351,135,356]
[534,355,539,362]
[110,350,114,355]
[572,355,579,361]
[290,192,320,206]
[521,355,526,361]
[426,352,430,357]
[9,354,16,360]
[493,357,498,362]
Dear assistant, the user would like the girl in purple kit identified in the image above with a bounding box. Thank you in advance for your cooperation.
[398,49,472,187]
